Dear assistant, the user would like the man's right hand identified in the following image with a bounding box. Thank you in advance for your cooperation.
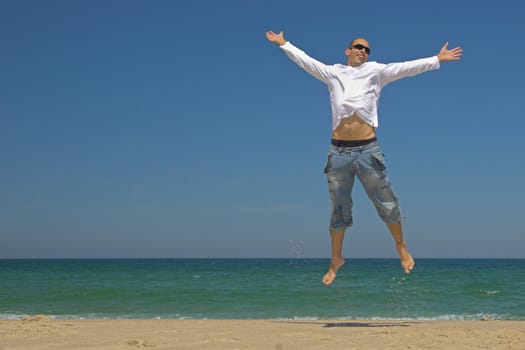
[266,31,286,46]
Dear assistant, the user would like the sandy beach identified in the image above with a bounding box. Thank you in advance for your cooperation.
[0,316,523,350]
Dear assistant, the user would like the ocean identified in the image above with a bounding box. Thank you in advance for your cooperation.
[1,259,524,320]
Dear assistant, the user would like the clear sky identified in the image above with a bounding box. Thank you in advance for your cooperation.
[1,0,524,259]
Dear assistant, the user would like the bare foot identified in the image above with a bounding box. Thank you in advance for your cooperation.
[322,257,345,285]
[396,241,415,274]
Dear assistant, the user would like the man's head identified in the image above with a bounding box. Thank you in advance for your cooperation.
[345,38,371,67]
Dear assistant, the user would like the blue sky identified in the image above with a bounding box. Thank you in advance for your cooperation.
[1,0,524,259]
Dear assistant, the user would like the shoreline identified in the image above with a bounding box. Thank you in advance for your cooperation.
[1,316,524,349]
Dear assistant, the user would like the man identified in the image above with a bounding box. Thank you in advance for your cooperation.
[265,30,463,285]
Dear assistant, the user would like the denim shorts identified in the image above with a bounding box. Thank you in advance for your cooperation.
[324,140,401,232]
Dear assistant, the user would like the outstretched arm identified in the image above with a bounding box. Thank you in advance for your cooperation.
[437,42,463,62]
[266,30,287,46]
[265,30,332,83]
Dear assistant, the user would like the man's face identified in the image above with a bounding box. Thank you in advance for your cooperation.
[346,38,371,67]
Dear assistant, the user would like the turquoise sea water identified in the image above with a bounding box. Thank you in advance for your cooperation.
[1,259,524,320]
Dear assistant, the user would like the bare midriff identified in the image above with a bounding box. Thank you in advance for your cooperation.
[331,114,376,141]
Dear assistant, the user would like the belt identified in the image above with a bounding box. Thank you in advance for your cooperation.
[331,137,377,147]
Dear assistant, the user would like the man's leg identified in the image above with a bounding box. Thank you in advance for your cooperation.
[387,222,415,274]
[322,230,345,285]
[323,145,355,285]
[356,145,415,274]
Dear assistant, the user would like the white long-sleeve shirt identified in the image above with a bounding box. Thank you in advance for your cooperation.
[280,41,440,130]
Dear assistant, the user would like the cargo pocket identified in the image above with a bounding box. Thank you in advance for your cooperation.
[371,152,386,172]
[323,154,332,174]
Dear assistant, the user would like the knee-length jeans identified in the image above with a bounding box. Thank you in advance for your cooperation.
[324,141,401,232]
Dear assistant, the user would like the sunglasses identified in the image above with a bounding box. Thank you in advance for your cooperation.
[351,44,371,55]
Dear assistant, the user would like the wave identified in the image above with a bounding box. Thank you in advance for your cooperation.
[2,313,523,321]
